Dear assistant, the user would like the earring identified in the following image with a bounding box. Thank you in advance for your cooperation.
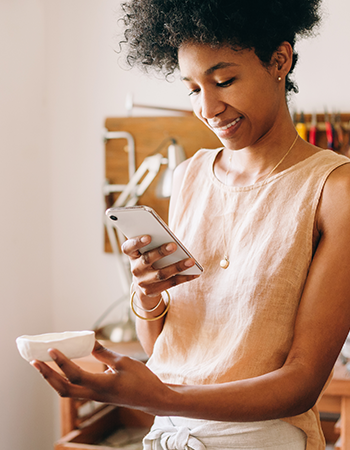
[275,62,282,81]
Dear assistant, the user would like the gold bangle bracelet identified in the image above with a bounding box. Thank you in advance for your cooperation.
[132,292,163,313]
[130,290,171,321]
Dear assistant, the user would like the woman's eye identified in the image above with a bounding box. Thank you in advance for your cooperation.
[188,88,200,96]
[217,78,235,87]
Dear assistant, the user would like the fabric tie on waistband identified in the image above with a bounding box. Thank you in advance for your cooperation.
[143,424,207,450]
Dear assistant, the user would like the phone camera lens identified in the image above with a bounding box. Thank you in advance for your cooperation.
[110,215,118,221]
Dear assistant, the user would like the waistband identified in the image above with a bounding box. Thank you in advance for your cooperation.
[143,416,306,450]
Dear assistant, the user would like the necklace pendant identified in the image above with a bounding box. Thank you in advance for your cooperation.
[220,257,230,269]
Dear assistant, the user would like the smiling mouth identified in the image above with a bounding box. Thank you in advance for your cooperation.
[213,116,242,132]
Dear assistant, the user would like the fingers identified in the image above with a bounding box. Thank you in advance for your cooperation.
[31,346,119,402]
[121,235,153,259]
[92,341,122,366]
[138,243,176,267]
[48,349,98,388]
[122,236,177,266]
[92,342,136,375]
[122,235,200,298]
[136,256,199,298]
[121,235,198,279]
[31,344,169,410]
[30,358,95,400]
[138,271,199,297]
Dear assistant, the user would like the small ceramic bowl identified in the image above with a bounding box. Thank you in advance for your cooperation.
[16,330,95,362]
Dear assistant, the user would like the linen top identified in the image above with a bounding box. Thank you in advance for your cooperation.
[146,148,349,449]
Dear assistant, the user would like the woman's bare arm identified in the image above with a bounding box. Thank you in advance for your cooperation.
[165,163,350,420]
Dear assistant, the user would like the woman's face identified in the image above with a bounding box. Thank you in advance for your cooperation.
[178,43,285,151]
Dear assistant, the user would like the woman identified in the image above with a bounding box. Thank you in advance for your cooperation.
[32,1,350,448]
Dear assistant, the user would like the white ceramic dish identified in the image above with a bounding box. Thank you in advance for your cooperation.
[16,330,95,362]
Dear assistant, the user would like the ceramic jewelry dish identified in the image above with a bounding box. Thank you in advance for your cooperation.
[16,330,95,362]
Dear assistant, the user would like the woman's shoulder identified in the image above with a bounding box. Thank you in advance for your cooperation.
[287,144,350,182]
[316,155,350,234]
[173,148,221,184]
[322,159,350,195]
[169,148,221,220]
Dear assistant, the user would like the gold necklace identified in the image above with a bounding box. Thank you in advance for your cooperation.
[220,133,299,269]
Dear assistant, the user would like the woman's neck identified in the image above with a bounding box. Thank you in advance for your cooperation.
[214,126,318,187]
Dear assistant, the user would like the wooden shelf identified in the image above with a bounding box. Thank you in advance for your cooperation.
[55,404,154,450]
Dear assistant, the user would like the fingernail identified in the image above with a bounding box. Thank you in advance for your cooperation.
[184,259,195,267]
[30,361,40,370]
[166,243,176,252]
[141,235,150,243]
[48,348,57,360]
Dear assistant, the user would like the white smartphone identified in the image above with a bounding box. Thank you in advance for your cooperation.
[105,205,203,276]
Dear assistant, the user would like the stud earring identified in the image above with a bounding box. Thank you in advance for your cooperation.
[275,62,282,81]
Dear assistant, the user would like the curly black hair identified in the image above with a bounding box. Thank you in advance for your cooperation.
[119,0,322,94]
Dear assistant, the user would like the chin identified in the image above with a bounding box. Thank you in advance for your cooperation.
[220,138,246,152]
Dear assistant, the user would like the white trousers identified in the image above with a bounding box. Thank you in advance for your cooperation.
[143,416,307,450]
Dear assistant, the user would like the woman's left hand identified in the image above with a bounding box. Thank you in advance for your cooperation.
[31,340,172,413]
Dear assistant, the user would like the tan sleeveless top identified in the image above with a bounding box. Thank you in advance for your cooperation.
[146,148,349,449]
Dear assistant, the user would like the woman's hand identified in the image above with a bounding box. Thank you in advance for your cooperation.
[31,341,173,414]
[122,235,200,355]
[122,235,199,302]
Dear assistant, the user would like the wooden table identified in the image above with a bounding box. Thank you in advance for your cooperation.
[318,360,350,450]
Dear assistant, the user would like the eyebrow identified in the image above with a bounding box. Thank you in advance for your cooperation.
[181,61,239,81]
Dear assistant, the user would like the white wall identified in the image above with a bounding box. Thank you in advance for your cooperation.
[1,0,349,449]
[0,1,54,449]
[44,0,190,334]
[291,0,350,111]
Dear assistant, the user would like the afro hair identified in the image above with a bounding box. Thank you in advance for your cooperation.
[119,0,322,93]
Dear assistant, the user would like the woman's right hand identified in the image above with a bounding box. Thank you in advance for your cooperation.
[121,235,199,305]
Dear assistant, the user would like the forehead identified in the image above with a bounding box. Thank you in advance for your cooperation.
[178,43,260,78]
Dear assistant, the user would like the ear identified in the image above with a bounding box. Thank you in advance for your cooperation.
[272,41,294,80]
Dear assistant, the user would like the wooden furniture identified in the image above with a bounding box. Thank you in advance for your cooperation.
[54,340,154,450]
[318,359,350,450]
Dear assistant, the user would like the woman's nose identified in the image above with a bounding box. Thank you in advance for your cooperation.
[200,90,225,119]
